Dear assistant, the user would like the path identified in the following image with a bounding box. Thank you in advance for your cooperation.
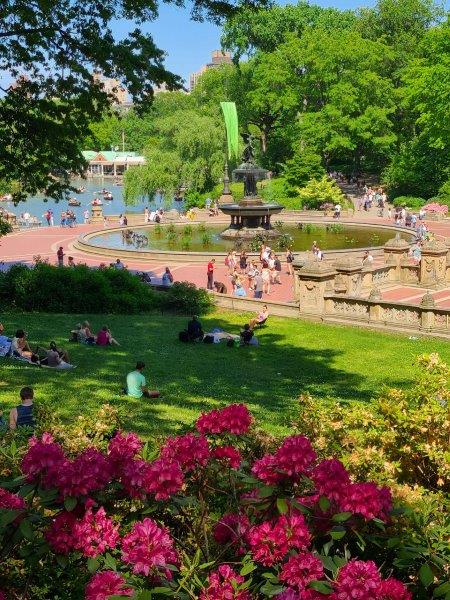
[1,208,450,307]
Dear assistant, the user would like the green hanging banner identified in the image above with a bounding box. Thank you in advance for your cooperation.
[220,101,239,160]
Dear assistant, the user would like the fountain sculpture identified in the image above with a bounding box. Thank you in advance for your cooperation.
[219,134,283,239]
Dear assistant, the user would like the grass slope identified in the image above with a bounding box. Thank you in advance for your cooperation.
[0,312,447,438]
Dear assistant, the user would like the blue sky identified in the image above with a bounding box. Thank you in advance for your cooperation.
[112,0,376,85]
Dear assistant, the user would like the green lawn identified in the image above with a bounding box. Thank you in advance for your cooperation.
[0,312,447,438]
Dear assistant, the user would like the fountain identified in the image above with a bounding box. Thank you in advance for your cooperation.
[219,134,283,239]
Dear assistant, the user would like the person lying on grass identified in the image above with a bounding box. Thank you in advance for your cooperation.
[126,361,160,399]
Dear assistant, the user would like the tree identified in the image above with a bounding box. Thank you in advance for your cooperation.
[284,149,325,188]
[124,107,225,202]
[297,176,347,209]
[0,0,268,202]
[0,216,12,238]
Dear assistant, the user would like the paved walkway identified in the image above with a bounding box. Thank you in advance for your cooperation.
[1,207,449,307]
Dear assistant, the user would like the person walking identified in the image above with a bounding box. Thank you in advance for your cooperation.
[207,258,215,290]
[57,246,64,267]
[253,271,263,299]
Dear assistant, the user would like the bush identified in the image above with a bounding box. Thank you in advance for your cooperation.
[283,149,326,188]
[298,176,350,210]
[163,281,214,315]
[260,176,302,209]
[0,403,422,599]
[392,196,426,209]
[0,264,214,315]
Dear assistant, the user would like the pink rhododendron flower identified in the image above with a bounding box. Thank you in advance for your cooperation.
[200,565,250,600]
[45,511,78,554]
[333,560,381,600]
[280,552,324,591]
[211,445,242,469]
[120,458,150,498]
[295,494,321,509]
[276,514,311,550]
[311,459,350,502]
[274,436,317,478]
[144,457,184,500]
[196,403,252,435]
[160,433,210,471]
[108,431,143,473]
[21,433,66,486]
[85,570,133,600]
[0,592,6,600]
[251,454,283,485]
[57,448,112,498]
[0,487,25,510]
[213,513,250,551]
[248,520,289,566]
[72,503,119,558]
[377,486,393,521]
[340,483,392,521]
[121,517,178,578]
[379,578,412,600]
[277,590,326,600]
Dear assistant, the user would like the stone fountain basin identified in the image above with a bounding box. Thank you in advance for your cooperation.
[219,203,283,217]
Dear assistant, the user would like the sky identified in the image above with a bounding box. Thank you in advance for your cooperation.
[112,0,377,85]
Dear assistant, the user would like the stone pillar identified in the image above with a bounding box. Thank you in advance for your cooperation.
[334,257,364,297]
[383,235,410,280]
[420,291,436,330]
[91,205,103,223]
[419,240,447,287]
[295,260,337,315]
[368,286,382,322]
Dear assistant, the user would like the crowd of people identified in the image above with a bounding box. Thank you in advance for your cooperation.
[207,244,294,299]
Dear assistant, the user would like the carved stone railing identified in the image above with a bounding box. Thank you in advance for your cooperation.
[323,294,449,334]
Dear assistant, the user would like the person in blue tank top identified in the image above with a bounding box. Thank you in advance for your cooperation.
[9,387,35,431]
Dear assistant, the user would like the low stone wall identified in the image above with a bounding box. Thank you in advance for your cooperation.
[213,294,299,318]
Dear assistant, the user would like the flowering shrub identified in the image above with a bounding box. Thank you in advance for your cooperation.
[0,402,435,599]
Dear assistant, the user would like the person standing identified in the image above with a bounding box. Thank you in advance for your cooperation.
[9,387,35,430]
[83,209,90,224]
[207,258,215,290]
[44,210,51,226]
[57,246,64,267]
[286,248,294,276]
[253,271,263,299]
[144,207,149,222]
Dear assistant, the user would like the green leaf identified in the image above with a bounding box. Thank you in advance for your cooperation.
[19,518,34,541]
[320,555,336,573]
[419,563,434,588]
[309,580,333,594]
[258,486,275,498]
[87,557,100,573]
[434,582,450,597]
[56,554,68,569]
[198,561,215,570]
[276,497,288,514]
[319,496,331,512]
[0,509,22,527]
[330,527,346,540]
[260,582,284,596]
[151,587,173,595]
[134,591,153,600]
[64,497,77,512]
[333,556,347,568]
[240,561,256,576]
[332,512,352,523]
[103,553,118,571]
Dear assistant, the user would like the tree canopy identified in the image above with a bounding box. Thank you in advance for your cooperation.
[0,0,268,201]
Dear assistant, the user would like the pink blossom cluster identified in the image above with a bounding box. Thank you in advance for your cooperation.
[57,448,113,498]
[331,561,412,600]
[280,552,324,591]
[340,483,392,521]
[311,459,350,502]
[0,487,25,510]
[200,565,250,600]
[277,590,325,600]
[45,503,119,557]
[85,571,133,600]
[160,433,210,471]
[196,403,252,435]
[108,430,143,473]
[252,435,316,484]
[248,514,311,566]
[121,517,178,578]
[21,433,66,486]
[113,455,184,501]
[211,445,242,468]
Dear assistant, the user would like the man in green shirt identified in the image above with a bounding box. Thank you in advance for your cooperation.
[126,362,160,398]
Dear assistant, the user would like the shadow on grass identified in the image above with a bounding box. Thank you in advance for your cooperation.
[0,311,446,437]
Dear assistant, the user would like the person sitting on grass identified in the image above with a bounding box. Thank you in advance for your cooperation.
[126,361,160,399]
[81,321,96,344]
[240,324,254,346]
[37,341,71,365]
[249,305,269,329]
[187,316,204,342]
[96,326,120,346]
[11,329,33,359]
[9,387,35,430]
